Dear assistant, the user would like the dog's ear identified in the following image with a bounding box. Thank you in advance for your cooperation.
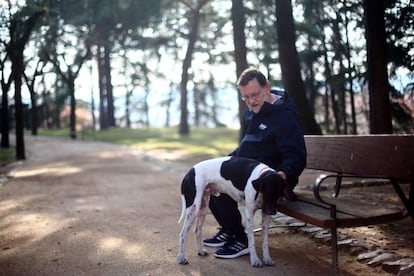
[252,178,262,192]
[253,171,279,192]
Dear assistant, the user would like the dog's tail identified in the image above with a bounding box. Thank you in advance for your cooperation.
[178,194,186,224]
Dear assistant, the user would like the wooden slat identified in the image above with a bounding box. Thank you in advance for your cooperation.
[297,191,402,218]
[278,192,406,228]
[305,135,414,182]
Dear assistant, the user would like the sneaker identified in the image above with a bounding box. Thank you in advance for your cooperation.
[213,240,249,259]
[203,231,230,247]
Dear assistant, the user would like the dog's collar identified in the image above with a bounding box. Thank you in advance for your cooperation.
[259,166,275,176]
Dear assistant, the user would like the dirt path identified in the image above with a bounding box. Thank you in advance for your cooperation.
[0,136,393,275]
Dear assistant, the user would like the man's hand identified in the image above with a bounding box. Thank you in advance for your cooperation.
[277,171,287,180]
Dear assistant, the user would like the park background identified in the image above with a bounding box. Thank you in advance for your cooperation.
[1,0,413,160]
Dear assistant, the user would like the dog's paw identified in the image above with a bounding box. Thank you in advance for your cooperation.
[177,255,189,265]
[197,250,208,257]
[263,257,274,266]
[250,258,263,268]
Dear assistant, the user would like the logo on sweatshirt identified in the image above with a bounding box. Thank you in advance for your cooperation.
[258,123,268,130]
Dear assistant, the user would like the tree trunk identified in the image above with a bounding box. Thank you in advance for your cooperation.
[30,91,38,135]
[179,29,193,135]
[303,35,317,114]
[12,53,26,160]
[54,77,62,129]
[363,0,393,134]
[6,9,45,159]
[97,44,107,130]
[231,0,248,137]
[69,77,77,139]
[179,0,209,135]
[321,37,340,134]
[125,90,131,128]
[165,82,174,127]
[344,10,357,134]
[104,40,115,127]
[275,0,321,135]
[332,14,348,134]
[1,76,11,148]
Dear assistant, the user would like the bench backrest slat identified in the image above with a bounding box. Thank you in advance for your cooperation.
[305,135,414,181]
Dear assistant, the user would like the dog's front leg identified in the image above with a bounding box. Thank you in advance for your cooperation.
[261,214,274,266]
[245,207,262,267]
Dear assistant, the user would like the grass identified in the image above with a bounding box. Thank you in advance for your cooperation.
[0,147,16,168]
[38,127,240,163]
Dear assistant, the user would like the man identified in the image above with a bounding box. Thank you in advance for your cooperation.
[204,67,307,259]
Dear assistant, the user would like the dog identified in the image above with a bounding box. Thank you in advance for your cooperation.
[177,156,287,267]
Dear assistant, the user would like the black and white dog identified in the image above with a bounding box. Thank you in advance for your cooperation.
[177,156,286,267]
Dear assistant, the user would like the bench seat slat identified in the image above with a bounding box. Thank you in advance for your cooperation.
[277,192,407,228]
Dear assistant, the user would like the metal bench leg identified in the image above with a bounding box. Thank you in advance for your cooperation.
[331,227,339,275]
[391,180,414,221]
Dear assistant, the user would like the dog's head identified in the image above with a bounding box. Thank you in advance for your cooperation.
[252,171,286,215]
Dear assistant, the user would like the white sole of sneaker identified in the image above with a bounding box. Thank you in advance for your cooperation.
[213,248,250,259]
[203,242,226,247]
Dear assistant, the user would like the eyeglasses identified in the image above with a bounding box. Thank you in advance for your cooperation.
[241,90,262,101]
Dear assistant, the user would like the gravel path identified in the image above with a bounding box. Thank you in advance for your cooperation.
[0,136,396,275]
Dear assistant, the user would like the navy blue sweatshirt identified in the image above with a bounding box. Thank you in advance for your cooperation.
[231,90,307,187]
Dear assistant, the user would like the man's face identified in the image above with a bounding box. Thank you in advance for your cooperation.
[239,78,270,113]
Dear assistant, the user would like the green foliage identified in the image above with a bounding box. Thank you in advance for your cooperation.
[38,128,71,137]
[39,127,239,163]
[385,0,414,73]
[0,148,15,166]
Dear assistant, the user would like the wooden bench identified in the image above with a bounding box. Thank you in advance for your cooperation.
[277,135,414,274]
